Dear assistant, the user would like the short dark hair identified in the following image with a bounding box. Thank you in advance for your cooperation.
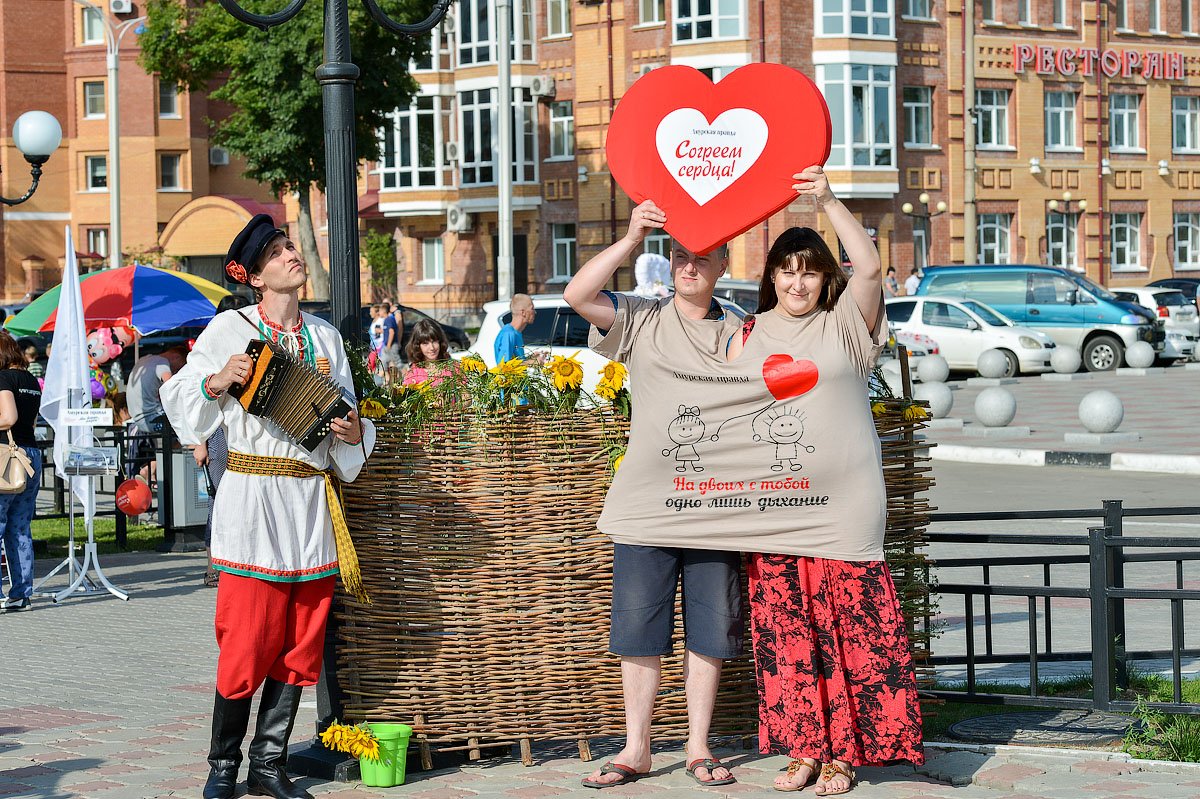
[217,294,252,313]
[756,227,847,315]
[0,331,26,370]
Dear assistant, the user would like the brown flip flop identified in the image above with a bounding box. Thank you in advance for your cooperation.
[686,758,736,786]
[581,761,649,789]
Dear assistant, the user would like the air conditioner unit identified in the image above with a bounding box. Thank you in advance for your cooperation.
[110,0,133,14]
[446,204,473,233]
[529,75,556,99]
[440,14,456,34]
[637,63,663,78]
[209,147,230,167]
[444,140,461,163]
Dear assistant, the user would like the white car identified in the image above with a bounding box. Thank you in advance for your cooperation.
[465,294,748,393]
[1112,287,1198,363]
[884,296,1056,377]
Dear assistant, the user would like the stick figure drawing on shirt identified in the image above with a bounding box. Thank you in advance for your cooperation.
[753,407,814,472]
[663,405,706,472]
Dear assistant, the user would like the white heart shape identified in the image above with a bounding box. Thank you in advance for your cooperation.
[655,108,769,207]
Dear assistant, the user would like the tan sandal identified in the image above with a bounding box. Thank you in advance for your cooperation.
[814,762,855,796]
[774,758,819,792]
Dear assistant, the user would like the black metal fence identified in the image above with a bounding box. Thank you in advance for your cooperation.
[925,500,1200,714]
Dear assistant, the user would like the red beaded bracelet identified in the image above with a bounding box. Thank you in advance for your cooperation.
[201,375,224,401]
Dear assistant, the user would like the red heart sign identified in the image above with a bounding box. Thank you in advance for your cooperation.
[763,355,819,400]
[607,64,831,256]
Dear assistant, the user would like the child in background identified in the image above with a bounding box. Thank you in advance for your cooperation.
[401,319,452,388]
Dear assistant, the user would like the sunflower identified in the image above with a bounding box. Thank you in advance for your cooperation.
[870,401,887,417]
[612,453,624,473]
[546,354,584,391]
[903,404,929,421]
[359,399,388,420]
[489,358,527,387]
[595,382,617,401]
[599,361,628,391]
[460,354,487,373]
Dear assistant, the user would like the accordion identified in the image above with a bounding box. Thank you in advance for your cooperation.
[228,339,354,452]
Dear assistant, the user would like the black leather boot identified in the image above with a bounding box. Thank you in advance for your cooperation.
[204,691,253,799]
[246,678,312,799]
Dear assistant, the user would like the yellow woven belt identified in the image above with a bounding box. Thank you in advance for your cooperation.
[226,451,369,605]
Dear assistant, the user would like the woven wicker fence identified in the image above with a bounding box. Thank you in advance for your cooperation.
[339,399,933,766]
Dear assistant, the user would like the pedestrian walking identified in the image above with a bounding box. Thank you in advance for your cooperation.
[0,331,42,612]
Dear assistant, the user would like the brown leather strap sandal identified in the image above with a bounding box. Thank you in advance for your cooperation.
[686,758,737,786]
[581,762,649,789]
[774,758,819,792]
[814,762,856,796]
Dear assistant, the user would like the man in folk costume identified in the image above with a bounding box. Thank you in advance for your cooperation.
[161,214,375,799]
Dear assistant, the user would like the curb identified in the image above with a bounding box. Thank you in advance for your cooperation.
[927,444,1200,476]
[925,741,1200,775]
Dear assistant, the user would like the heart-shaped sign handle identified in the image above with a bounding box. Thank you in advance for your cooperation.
[607,64,831,255]
[763,355,819,400]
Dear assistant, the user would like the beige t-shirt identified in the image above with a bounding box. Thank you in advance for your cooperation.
[591,289,889,561]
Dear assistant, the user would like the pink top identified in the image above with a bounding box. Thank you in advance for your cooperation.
[402,362,451,387]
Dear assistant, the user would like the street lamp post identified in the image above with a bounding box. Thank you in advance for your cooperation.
[216,0,453,341]
[2,111,63,206]
[899,192,948,273]
[72,1,145,269]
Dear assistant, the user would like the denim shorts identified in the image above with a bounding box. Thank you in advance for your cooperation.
[609,544,744,660]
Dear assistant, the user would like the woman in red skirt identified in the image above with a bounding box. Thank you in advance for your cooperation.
[728,167,924,794]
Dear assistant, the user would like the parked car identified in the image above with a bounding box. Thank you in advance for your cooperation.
[916,265,1163,371]
[467,294,746,393]
[1111,288,1198,363]
[885,296,1055,376]
[299,302,471,358]
[1148,277,1200,313]
[712,277,760,313]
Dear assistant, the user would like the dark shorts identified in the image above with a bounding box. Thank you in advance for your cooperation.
[609,544,744,660]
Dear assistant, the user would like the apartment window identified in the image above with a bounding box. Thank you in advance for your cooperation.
[977,214,1012,264]
[1173,96,1200,153]
[159,82,180,118]
[85,228,109,258]
[378,96,441,189]
[698,65,737,82]
[641,0,666,23]
[548,0,571,36]
[159,154,182,189]
[820,64,895,167]
[421,238,445,284]
[1150,0,1162,30]
[975,89,1010,147]
[1185,0,1194,33]
[819,0,893,37]
[1115,0,1128,28]
[1044,91,1076,149]
[552,223,577,279]
[86,155,107,191]
[412,30,439,71]
[1175,213,1200,270]
[82,7,104,44]
[644,233,670,259]
[510,88,537,183]
[457,0,533,65]
[903,0,931,18]
[1018,0,1031,24]
[675,0,743,41]
[903,87,933,146]
[1046,212,1079,272]
[549,100,574,159]
[1054,0,1067,25]
[1110,213,1143,271]
[912,218,929,271]
[981,0,995,21]
[83,81,105,118]
[460,89,494,185]
[1109,93,1141,151]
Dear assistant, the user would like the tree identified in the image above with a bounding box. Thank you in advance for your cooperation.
[139,0,431,300]
[362,228,399,300]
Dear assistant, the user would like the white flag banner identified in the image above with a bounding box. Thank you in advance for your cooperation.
[39,227,95,525]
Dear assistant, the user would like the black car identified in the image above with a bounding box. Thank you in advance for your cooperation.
[1148,278,1200,310]
[299,302,471,357]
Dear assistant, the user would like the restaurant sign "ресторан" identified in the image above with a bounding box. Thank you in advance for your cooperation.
[1014,44,1185,80]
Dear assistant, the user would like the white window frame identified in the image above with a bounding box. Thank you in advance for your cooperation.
[459,89,495,186]
[548,100,574,159]
[159,153,183,190]
[818,63,896,168]
[912,218,929,271]
[1018,0,1031,24]
[86,227,109,258]
[1116,0,1129,29]
[644,232,670,257]
[1110,213,1144,272]
[818,0,894,37]
[376,95,443,190]
[1044,91,1077,150]
[902,0,932,20]
[411,29,440,72]
[981,0,996,22]
[975,88,1010,148]
[85,155,107,192]
[1173,96,1200,153]
[159,82,180,118]
[1185,0,1194,34]
[1174,213,1200,270]
[1046,211,1080,272]
[547,0,571,37]
[640,0,666,24]
[421,237,445,284]
[81,7,104,45]
[1109,93,1141,152]
[457,0,534,66]
[1054,0,1068,25]
[551,223,577,280]
[1150,0,1163,31]
[977,213,1012,264]
[83,81,105,119]
[509,88,538,184]
[674,0,744,42]
[903,86,933,147]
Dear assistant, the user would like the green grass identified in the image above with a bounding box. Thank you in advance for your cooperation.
[32,516,165,555]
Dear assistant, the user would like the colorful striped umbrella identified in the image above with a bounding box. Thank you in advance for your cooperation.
[5,264,231,336]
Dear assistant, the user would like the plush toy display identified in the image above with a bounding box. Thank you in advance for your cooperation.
[86,327,124,366]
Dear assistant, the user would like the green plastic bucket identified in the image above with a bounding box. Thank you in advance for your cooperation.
[359,722,412,788]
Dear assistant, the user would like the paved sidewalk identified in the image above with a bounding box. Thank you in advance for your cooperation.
[917,366,1200,474]
[4,553,1200,798]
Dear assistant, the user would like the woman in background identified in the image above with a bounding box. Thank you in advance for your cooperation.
[0,331,43,612]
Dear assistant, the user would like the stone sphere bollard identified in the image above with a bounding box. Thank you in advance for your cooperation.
[917,354,950,384]
[914,382,954,419]
[975,386,1017,427]
[977,348,1009,379]
[883,369,904,396]
[1079,390,1124,433]
[1050,346,1082,374]
[881,359,902,375]
[1125,340,1155,369]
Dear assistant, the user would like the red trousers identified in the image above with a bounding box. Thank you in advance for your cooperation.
[214,573,335,700]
